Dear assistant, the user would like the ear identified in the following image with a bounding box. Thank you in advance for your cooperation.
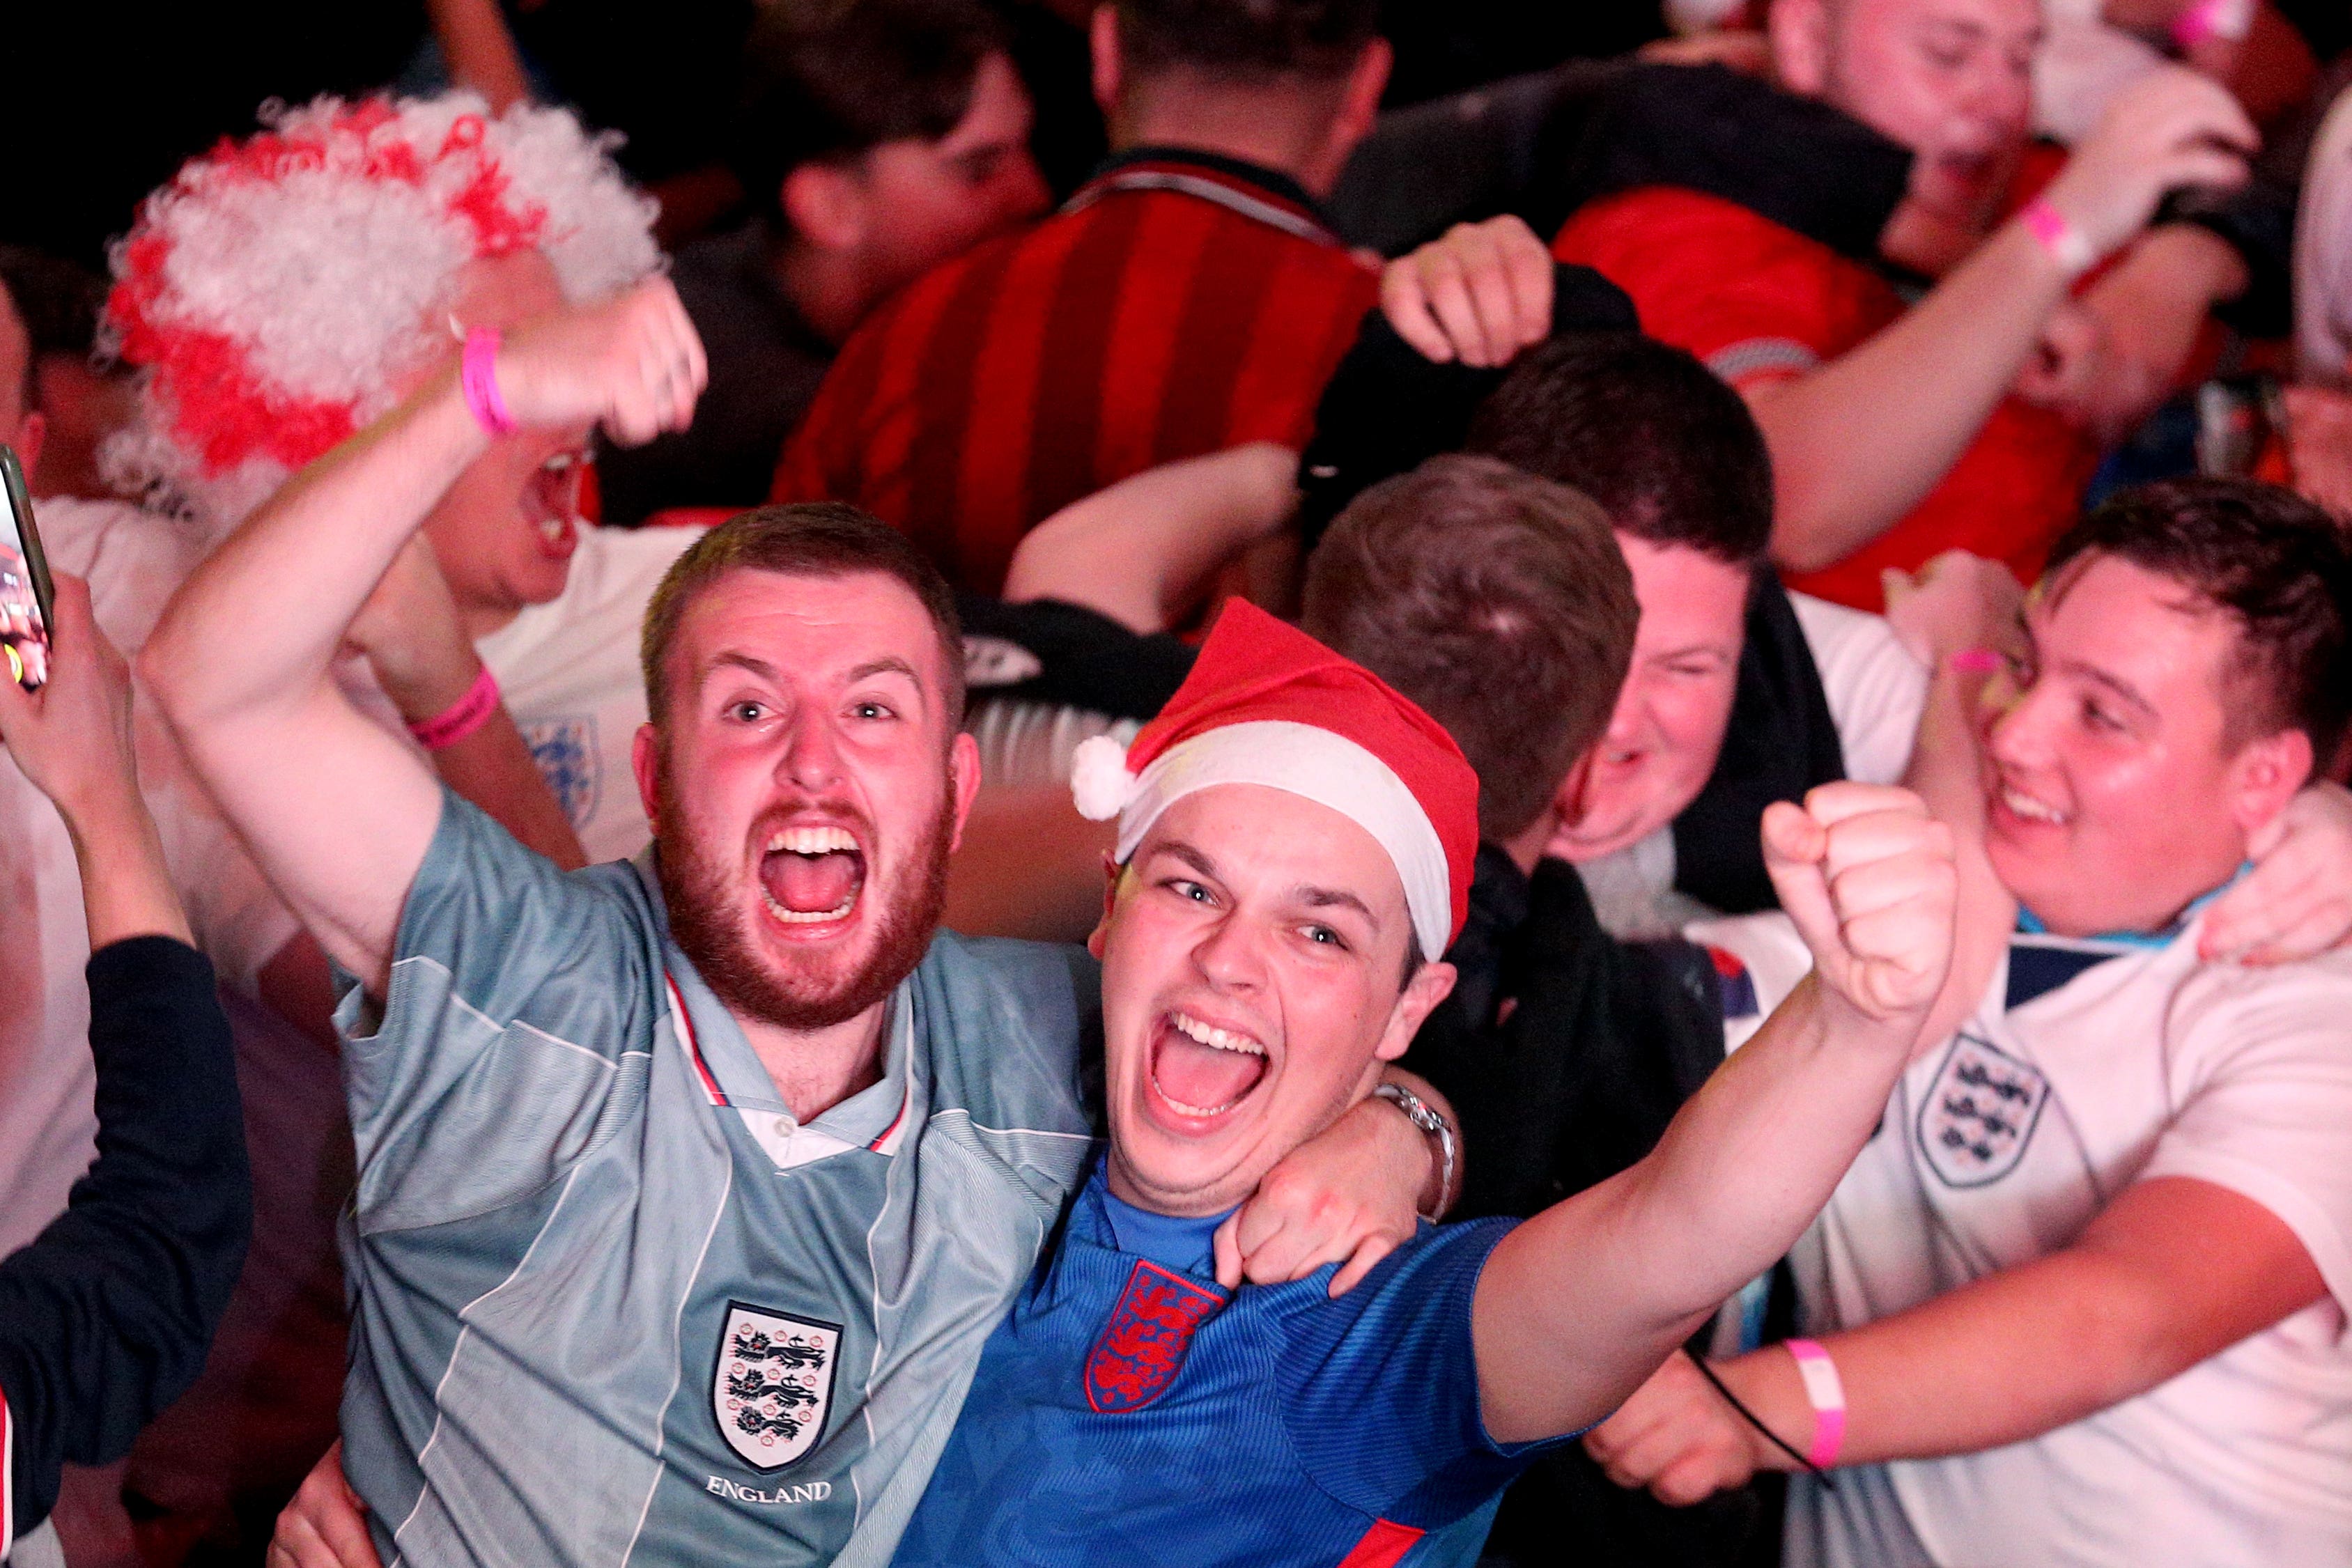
[1087,855,1124,961]
[1770,0,1834,95]
[1550,746,1603,839]
[781,162,866,254]
[944,729,984,854]
[631,722,663,837]
[1332,39,1391,155]
[2229,727,2316,841]
[1090,5,1122,118]
[10,410,45,489]
[1375,958,1457,1062]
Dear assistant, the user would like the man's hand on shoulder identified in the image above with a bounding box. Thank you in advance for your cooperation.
[1763,782,1957,1040]
[2202,782,2352,964]
[493,278,708,447]
[1380,217,1554,369]
[2041,68,2256,266]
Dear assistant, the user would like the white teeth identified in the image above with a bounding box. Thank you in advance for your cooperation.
[766,826,859,855]
[762,890,856,925]
[2002,788,2066,825]
[1156,1085,1246,1118]
[1168,1011,1264,1057]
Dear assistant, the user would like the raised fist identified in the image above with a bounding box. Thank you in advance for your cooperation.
[2041,67,2254,263]
[1763,782,1957,1031]
[487,278,707,447]
[1381,215,1554,368]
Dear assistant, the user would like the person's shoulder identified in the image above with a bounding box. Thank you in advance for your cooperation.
[36,498,203,652]
[2171,940,2352,1041]
[912,932,1097,1092]
[1558,185,1820,263]
[569,521,704,600]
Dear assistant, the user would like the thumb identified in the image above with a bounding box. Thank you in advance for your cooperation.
[1212,1213,1244,1291]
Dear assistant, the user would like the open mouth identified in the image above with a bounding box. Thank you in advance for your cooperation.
[1996,783,2068,827]
[758,825,868,927]
[1147,1009,1269,1121]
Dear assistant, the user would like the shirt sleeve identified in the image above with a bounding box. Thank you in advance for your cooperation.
[1787,593,1929,786]
[0,938,249,1554]
[1554,190,1862,393]
[338,789,656,1235]
[2137,961,2352,1330]
[1280,1219,1567,1531]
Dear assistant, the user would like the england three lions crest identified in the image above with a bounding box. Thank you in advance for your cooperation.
[1084,1260,1225,1414]
[713,1303,841,1470]
[1917,1034,2049,1188]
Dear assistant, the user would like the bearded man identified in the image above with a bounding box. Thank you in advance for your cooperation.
[141,286,1447,1567]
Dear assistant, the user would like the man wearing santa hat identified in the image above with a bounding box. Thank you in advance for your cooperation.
[890,600,1960,1565]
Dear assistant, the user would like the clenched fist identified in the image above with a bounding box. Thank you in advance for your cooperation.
[486,278,708,447]
[1763,783,1957,1032]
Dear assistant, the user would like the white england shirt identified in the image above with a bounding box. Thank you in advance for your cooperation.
[1691,905,2352,1568]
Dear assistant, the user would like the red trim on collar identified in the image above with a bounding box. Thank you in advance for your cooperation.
[665,972,730,1108]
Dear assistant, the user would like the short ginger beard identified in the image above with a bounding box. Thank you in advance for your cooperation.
[653,750,955,1031]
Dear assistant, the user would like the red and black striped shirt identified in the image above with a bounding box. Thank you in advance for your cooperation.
[772,148,1383,594]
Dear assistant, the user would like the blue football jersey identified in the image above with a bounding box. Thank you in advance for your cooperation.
[892,1163,1557,1567]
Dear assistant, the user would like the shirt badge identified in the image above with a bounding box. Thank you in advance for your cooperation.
[1084,1260,1224,1414]
[521,715,601,832]
[1917,1034,2050,1188]
[713,1303,841,1470]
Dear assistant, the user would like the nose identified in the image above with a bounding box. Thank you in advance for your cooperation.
[777,708,844,793]
[1984,675,2052,770]
[1189,908,1267,995]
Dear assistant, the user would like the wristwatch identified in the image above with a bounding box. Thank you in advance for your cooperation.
[1372,1082,1458,1221]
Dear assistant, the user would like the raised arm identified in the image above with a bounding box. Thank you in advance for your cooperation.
[1472,782,1957,1441]
[1754,71,2253,573]
[0,575,249,1550]
[141,281,703,992]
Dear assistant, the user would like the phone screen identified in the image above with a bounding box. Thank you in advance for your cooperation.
[0,445,52,691]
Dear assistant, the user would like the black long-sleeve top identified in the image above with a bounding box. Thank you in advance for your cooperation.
[0,936,250,1552]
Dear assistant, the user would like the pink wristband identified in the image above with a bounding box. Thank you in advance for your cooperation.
[2173,0,2253,47]
[1951,646,2004,674]
[1784,1339,1848,1470]
[407,665,502,751]
[460,327,517,437]
[2020,198,2098,283]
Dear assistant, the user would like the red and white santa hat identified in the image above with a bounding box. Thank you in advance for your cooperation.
[1071,601,1480,958]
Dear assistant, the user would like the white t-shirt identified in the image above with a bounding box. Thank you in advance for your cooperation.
[1582,591,1928,938]
[474,523,702,864]
[0,497,297,1255]
[1690,907,2352,1568]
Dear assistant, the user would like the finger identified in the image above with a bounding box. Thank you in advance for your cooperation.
[1420,256,1488,369]
[1380,270,1455,363]
[2238,899,2352,966]
[1804,780,1928,830]
[1326,1232,1397,1298]
[1443,226,1515,366]
[1213,1212,1243,1291]
[1501,224,1554,347]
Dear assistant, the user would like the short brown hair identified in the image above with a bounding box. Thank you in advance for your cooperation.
[1467,332,1774,566]
[2045,478,2352,765]
[1301,455,1639,841]
[731,0,1011,227]
[1115,0,1379,82]
[641,502,966,732]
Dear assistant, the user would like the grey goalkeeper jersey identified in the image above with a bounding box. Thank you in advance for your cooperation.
[334,794,1097,1567]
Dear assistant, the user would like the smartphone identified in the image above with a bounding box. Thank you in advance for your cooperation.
[0,444,55,691]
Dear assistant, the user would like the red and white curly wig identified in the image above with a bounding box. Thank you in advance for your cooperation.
[105,92,660,530]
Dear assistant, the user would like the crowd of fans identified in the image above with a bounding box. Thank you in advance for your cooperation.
[3,0,2352,1562]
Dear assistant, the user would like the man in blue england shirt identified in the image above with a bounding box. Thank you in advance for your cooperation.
[892,600,1963,1565]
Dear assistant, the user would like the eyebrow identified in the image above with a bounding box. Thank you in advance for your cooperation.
[2024,625,2157,720]
[846,655,922,689]
[1153,839,1382,928]
[2059,659,2157,720]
